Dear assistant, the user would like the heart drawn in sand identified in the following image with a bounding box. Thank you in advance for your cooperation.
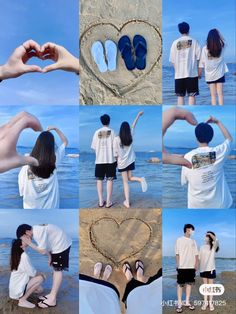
[80,20,162,97]
[89,217,152,265]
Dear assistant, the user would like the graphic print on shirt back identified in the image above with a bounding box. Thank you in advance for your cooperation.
[98,130,111,139]
[192,152,216,169]
[27,169,48,193]
[177,39,192,50]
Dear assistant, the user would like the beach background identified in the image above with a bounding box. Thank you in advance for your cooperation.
[80,208,162,314]
[79,106,162,208]
[0,105,79,209]
[162,0,236,106]
[163,106,236,208]
[80,0,162,105]
[0,209,79,313]
[162,209,236,313]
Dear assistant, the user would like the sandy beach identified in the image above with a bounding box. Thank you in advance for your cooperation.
[80,208,162,313]
[80,0,162,105]
[163,271,236,314]
[0,268,79,314]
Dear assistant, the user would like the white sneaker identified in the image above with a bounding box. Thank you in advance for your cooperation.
[141,177,147,192]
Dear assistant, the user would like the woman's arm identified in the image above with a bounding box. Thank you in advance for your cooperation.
[47,126,68,147]
[206,116,232,141]
[131,111,144,130]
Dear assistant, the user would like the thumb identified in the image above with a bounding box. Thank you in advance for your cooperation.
[42,63,60,73]
[23,65,42,73]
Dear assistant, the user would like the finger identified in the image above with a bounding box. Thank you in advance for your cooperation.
[23,64,43,74]
[42,63,60,73]
[184,111,198,126]
[40,42,57,52]
[163,152,192,169]
[22,39,41,52]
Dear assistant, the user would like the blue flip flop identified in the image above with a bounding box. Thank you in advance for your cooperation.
[133,35,147,70]
[91,41,107,73]
[105,40,117,72]
[118,35,135,71]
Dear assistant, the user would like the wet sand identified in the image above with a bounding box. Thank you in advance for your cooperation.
[0,268,79,314]
[80,208,162,313]
[80,0,162,105]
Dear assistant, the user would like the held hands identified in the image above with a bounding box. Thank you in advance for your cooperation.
[0,39,79,81]
[46,126,57,132]
[138,111,144,117]
[206,116,219,124]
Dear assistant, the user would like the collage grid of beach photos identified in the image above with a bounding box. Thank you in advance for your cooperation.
[0,0,235,313]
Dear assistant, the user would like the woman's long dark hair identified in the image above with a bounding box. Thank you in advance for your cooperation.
[207,29,225,58]
[30,131,56,179]
[206,231,219,252]
[119,122,133,147]
[10,239,24,271]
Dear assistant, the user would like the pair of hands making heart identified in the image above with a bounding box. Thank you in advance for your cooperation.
[0,39,80,80]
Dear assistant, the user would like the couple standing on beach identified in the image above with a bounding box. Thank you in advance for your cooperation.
[170,22,228,105]
[9,224,71,309]
[91,112,148,208]
[175,224,220,313]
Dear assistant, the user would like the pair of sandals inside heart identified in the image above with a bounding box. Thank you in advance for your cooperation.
[91,35,147,73]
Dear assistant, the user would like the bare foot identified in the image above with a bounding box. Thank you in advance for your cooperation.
[123,200,130,208]
[18,299,35,308]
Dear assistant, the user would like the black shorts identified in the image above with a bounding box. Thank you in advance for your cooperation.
[175,77,199,96]
[177,268,196,286]
[51,246,71,271]
[200,270,216,279]
[207,75,225,84]
[118,162,135,172]
[95,162,117,180]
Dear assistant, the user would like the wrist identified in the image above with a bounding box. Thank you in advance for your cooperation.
[0,64,6,81]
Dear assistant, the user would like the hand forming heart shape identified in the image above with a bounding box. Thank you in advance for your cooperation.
[0,39,79,81]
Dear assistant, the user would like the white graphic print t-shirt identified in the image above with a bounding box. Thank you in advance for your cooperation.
[18,144,65,209]
[169,35,201,79]
[91,127,116,164]
[199,46,228,82]
[181,139,233,208]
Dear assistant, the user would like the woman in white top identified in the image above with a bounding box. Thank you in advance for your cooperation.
[199,231,219,311]
[9,238,46,309]
[113,111,147,208]
[199,29,228,105]
[18,126,68,209]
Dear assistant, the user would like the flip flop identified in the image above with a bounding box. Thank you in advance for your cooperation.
[91,41,107,73]
[135,260,144,273]
[141,177,148,192]
[102,264,112,281]
[94,262,103,278]
[184,303,195,310]
[105,202,114,208]
[98,201,106,208]
[118,36,135,71]
[37,301,56,308]
[38,295,47,301]
[122,262,133,281]
[105,40,117,71]
[176,306,183,313]
[133,35,147,70]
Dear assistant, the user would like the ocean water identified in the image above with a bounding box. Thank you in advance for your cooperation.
[0,238,79,275]
[163,256,236,300]
[163,63,236,105]
[163,147,236,208]
[79,151,162,208]
[0,147,79,209]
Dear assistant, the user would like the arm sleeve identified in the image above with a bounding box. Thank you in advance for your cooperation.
[18,166,27,196]
[199,48,205,68]
[196,41,201,60]
[113,137,118,158]
[213,239,219,251]
[175,239,179,255]
[56,143,65,166]
[181,166,188,186]
[194,240,199,256]
[91,132,97,150]
[215,139,232,159]
[22,254,37,277]
[169,43,175,64]
[34,226,47,250]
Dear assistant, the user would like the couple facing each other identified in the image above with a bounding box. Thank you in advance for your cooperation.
[9,223,71,309]
[170,22,228,105]
[91,111,148,209]
[175,224,219,313]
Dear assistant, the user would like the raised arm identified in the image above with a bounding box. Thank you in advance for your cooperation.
[47,126,68,146]
[206,116,232,141]
[131,111,144,130]
[21,235,48,255]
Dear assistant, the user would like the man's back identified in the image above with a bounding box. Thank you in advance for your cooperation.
[170,35,201,79]
[181,139,233,208]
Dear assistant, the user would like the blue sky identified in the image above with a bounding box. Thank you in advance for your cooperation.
[163,209,236,258]
[0,209,78,239]
[0,105,79,148]
[79,106,162,152]
[0,0,78,105]
[164,106,236,149]
[163,0,236,65]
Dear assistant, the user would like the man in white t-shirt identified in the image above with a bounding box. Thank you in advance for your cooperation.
[17,223,72,308]
[91,114,116,208]
[181,116,233,209]
[169,22,201,105]
[175,224,199,312]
